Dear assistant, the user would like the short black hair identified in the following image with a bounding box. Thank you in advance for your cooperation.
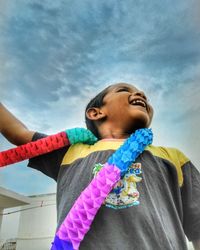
[85,86,111,138]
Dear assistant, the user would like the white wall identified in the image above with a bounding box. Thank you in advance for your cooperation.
[0,209,3,237]
[0,207,20,247]
[16,193,56,250]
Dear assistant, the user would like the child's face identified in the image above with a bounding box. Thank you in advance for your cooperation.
[101,83,153,134]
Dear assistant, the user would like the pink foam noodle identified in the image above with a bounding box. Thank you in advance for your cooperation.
[55,163,121,250]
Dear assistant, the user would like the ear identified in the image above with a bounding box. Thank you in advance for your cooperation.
[86,107,106,121]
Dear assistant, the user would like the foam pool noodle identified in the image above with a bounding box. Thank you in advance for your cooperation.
[51,128,153,250]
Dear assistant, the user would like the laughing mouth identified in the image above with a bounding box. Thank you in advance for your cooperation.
[130,98,147,109]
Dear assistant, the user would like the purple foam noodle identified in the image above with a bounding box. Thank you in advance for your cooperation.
[54,163,121,250]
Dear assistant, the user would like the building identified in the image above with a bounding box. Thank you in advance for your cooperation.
[0,187,56,250]
[0,187,30,249]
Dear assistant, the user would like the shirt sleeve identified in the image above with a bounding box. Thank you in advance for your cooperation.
[181,161,200,241]
[28,132,69,181]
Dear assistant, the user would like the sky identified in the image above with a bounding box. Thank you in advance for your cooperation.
[0,0,200,196]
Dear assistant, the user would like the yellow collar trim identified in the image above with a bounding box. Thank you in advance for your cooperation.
[61,141,189,187]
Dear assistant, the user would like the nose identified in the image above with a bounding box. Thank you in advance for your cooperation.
[134,91,147,101]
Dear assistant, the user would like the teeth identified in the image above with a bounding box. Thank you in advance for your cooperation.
[131,99,146,107]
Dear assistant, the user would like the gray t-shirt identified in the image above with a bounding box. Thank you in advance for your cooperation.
[29,133,200,250]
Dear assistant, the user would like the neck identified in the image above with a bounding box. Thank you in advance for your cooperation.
[97,123,145,140]
[99,129,133,140]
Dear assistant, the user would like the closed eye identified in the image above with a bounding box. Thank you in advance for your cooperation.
[116,87,130,93]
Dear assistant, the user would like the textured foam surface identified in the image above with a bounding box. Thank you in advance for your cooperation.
[53,164,121,250]
[66,128,97,145]
[108,128,153,175]
[0,132,69,167]
[0,128,98,167]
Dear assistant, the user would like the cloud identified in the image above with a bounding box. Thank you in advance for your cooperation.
[0,0,200,194]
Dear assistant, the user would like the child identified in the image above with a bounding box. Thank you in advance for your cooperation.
[0,83,200,250]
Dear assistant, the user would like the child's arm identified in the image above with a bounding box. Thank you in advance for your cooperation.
[0,103,35,145]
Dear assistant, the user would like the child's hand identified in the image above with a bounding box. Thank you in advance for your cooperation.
[65,128,98,145]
